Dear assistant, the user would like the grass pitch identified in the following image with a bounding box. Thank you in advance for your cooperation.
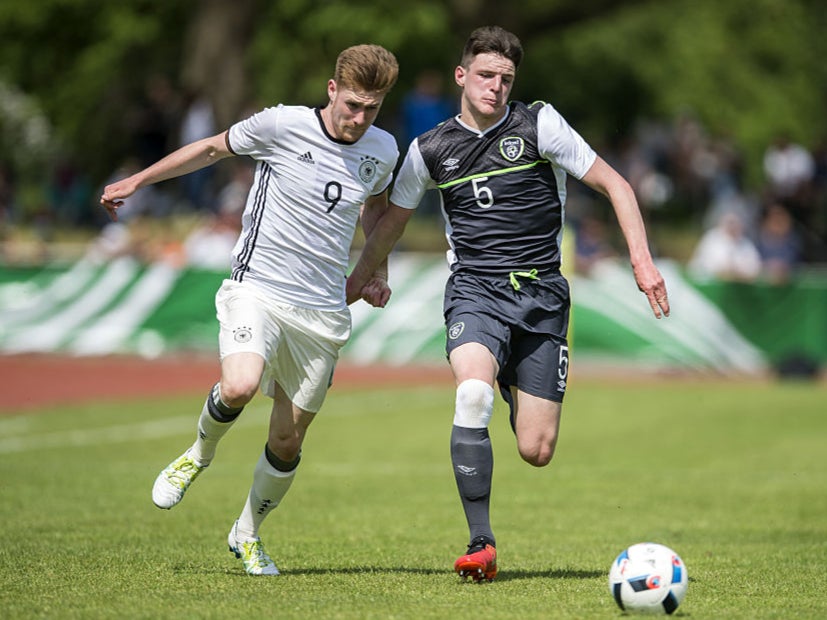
[1,375,825,619]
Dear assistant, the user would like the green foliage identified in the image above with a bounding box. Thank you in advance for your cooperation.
[0,0,825,202]
[524,0,827,184]
[0,0,187,181]
[247,0,452,110]
[1,379,826,618]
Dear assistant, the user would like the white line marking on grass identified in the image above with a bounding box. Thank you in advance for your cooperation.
[0,416,36,435]
[0,404,273,455]
[0,416,195,454]
[0,397,397,455]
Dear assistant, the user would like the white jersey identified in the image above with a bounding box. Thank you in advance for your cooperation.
[227,104,398,310]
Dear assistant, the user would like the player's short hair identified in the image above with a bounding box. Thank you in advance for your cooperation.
[334,44,399,95]
[460,26,523,69]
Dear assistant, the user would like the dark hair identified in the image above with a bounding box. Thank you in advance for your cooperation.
[460,26,523,69]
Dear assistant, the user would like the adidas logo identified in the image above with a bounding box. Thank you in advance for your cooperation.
[297,151,315,164]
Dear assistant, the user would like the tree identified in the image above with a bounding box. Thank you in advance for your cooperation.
[0,0,825,225]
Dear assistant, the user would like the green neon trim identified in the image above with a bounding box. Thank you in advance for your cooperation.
[437,160,544,189]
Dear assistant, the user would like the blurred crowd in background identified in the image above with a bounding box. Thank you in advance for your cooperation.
[2,69,826,286]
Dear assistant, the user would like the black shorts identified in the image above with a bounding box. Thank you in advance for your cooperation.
[444,270,570,403]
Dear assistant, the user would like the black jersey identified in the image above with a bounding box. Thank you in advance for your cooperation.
[391,101,596,275]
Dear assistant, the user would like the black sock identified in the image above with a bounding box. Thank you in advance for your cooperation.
[264,443,300,472]
[206,383,244,423]
[451,425,495,547]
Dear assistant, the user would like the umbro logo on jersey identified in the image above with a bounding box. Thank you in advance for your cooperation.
[442,157,460,172]
[297,151,315,165]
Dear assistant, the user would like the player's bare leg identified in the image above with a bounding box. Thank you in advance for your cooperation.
[152,353,262,509]
[511,389,562,468]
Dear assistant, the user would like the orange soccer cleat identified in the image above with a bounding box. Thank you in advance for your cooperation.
[454,537,497,582]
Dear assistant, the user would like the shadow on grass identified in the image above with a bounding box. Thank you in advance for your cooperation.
[200,565,603,581]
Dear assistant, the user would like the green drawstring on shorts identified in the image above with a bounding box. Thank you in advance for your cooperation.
[509,268,540,291]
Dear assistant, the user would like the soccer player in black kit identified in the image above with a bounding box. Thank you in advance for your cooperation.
[347,26,670,581]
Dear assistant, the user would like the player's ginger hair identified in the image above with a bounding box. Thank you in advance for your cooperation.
[334,44,399,94]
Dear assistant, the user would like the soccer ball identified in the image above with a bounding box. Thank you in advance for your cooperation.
[608,542,688,615]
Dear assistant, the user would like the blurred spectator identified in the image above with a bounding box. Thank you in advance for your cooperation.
[86,158,173,263]
[182,206,241,270]
[0,163,14,249]
[701,186,758,236]
[84,219,135,262]
[48,156,92,226]
[763,133,815,200]
[399,70,456,218]
[100,158,172,221]
[670,111,710,207]
[214,159,253,217]
[400,69,456,148]
[182,160,251,269]
[688,212,761,282]
[573,214,618,275]
[756,202,801,284]
[178,90,217,211]
[130,75,182,169]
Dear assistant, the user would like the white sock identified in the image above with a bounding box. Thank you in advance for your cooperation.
[235,450,297,540]
[189,400,236,467]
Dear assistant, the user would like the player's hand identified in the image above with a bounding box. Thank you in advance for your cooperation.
[345,274,366,305]
[359,274,391,308]
[633,261,670,319]
[100,179,138,222]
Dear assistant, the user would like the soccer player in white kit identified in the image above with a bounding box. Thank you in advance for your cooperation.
[101,45,399,576]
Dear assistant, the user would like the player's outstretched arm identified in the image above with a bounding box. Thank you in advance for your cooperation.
[100,131,234,221]
[346,203,414,305]
[580,156,670,319]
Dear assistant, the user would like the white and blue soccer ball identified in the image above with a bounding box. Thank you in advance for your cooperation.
[608,542,688,615]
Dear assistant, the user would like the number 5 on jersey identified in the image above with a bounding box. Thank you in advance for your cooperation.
[472,177,494,209]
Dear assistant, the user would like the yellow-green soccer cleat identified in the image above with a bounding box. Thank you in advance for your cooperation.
[151,449,206,509]
[227,520,280,576]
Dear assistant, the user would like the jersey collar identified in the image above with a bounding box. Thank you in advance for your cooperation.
[454,104,512,137]
[315,106,359,145]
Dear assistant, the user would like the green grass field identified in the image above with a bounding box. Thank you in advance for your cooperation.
[1,376,825,619]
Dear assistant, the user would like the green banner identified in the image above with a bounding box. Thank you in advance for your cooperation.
[1,256,824,373]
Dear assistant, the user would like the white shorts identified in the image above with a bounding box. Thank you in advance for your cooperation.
[215,279,351,413]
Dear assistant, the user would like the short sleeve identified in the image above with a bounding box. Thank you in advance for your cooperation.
[227,106,282,158]
[389,139,433,209]
[536,104,597,179]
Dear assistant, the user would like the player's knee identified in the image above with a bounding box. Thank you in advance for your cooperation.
[266,438,301,464]
[518,436,558,467]
[219,377,258,407]
[453,379,495,429]
[267,428,303,461]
